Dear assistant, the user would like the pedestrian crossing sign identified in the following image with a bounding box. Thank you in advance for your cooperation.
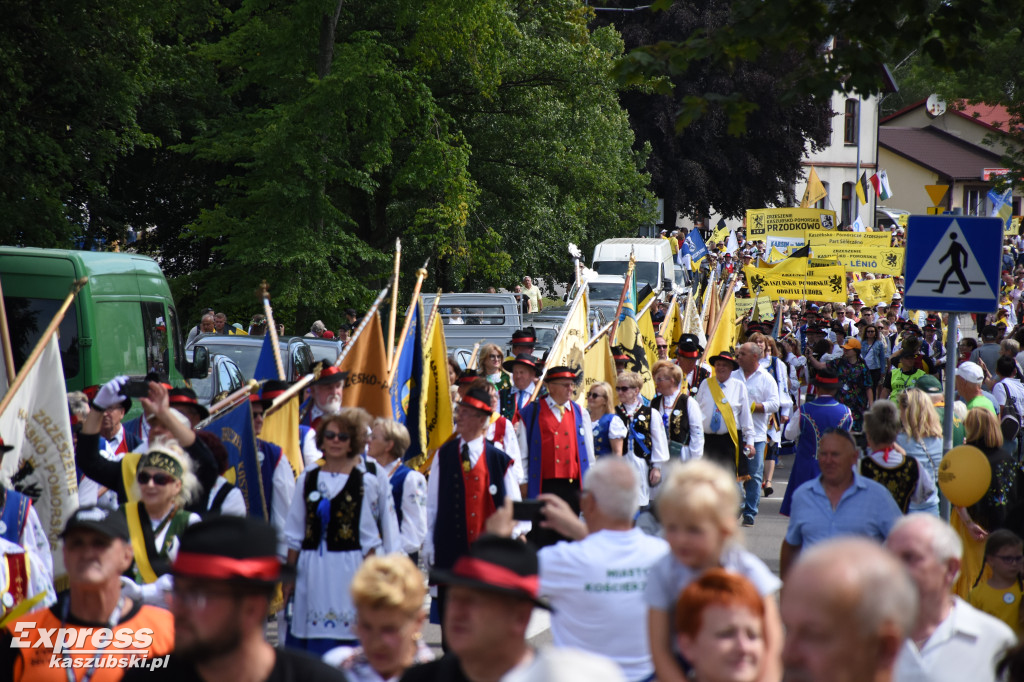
[904,215,1001,313]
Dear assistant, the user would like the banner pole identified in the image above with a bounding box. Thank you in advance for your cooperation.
[583,322,614,351]
[388,263,429,383]
[528,287,587,403]
[259,282,286,381]
[0,278,87,418]
[609,253,636,341]
[0,276,16,380]
[386,239,402,369]
[196,380,260,429]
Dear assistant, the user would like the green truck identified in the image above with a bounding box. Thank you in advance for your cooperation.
[0,247,207,393]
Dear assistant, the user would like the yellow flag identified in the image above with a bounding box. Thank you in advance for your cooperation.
[637,302,659,398]
[852,277,897,307]
[706,293,737,359]
[709,224,729,245]
[767,246,809,277]
[800,167,827,208]
[661,297,684,348]
[580,335,617,410]
[423,311,454,453]
[547,296,589,400]
[340,312,393,419]
[768,246,786,263]
[261,399,302,477]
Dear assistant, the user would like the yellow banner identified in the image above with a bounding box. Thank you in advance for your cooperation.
[706,294,737,359]
[660,297,684,348]
[424,311,454,453]
[638,303,660,399]
[709,224,729,245]
[735,297,775,319]
[809,244,905,275]
[744,265,847,302]
[806,230,891,248]
[579,335,618,410]
[548,297,589,400]
[852,277,897,307]
[746,208,837,239]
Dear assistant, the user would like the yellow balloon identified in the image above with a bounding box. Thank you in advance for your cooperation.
[938,445,992,507]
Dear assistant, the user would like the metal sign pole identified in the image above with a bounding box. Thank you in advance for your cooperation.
[939,313,958,521]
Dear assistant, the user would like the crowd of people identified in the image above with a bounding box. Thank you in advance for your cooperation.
[8,227,1024,682]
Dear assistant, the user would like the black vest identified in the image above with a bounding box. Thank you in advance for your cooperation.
[651,393,691,445]
[301,467,364,551]
[615,404,653,465]
[859,456,919,514]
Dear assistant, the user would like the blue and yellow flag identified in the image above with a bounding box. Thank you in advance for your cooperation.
[683,229,709,270]
[391,301,426,462]
[615,277,655,400]
[202,400,267,519]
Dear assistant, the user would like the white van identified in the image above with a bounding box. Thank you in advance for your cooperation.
[591,238,679,295]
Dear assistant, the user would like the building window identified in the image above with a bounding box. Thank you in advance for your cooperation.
[816,182,829,210]
[964,188,982,215]
[843,99,858,145]
[841,182,853,226]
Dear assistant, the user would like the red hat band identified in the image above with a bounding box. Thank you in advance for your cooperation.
[816,375,839,384]
[173,552,281,581]
[451,557,539,599]
[547,370,578,380]
[678,350,699,358]
[460,395,493,412]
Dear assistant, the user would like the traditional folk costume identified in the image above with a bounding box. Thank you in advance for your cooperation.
[614,401,669,507]
[695,352,754,482]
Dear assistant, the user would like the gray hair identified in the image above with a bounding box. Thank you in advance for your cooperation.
[889,513,963,564]
[798,538,918,639]
[863,400,901,445]
[582,458,640,522]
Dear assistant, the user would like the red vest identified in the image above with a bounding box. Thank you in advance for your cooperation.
[463,452,497,545]
[539,401,581,480]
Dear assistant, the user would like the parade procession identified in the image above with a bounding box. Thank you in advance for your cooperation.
[4,203,1024,682]
[11,0,1024,679]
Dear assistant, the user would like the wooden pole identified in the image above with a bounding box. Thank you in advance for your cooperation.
[696,275,736,369]
[466,342,482,370]
[424,289,442,337]
[259,282,285,381]
[583,321,614,351]
[0,278,87,418]
[386,238,401,370]
[196,379,260,429]
[264,286,390,418]
[388,263,429,382]
[0,276,17,381]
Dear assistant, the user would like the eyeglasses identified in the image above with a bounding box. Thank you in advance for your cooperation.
[657,345,668,349]
[138,471,176,486]
[488,354,503,359]
[994,554,1024,564]
[615,386,637,392]
[168,584,238,610]
[321,430,350,442]
[586,392,605,400]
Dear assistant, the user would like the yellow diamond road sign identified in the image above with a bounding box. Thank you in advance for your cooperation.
[926,184,949,207]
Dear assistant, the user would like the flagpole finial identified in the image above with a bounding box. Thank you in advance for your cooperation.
[258,280,270,300]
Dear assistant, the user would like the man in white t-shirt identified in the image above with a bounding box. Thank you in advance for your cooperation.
[526,458,669,682]
[521,276,543,313]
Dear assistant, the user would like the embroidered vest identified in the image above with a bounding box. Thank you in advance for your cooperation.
[433,440,511,570]
[523,400,590,498]
[615,404,653,466]
[539,402,582,480]
[593,414,615,456]
[301,467,364,552]
[860,456,920,513]
[683,366,710,396]
[652,393,691,445]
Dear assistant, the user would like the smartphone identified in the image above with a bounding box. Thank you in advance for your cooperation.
[512,500,545,522]
[121,377,151,398]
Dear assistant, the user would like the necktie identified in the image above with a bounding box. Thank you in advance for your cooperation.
[461,443,471,472]
[518,390,526,409]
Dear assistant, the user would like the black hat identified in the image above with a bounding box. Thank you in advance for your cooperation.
[311,360,348,386]
[250,379,291,410]
[458,386,494,414]
[611,346,630,363]
[345,308,357,316]
[814,368,840,388]
[850,297,864,305]
[708,350,739,371]
[455,368,480,386]
[677,334,703,359]
[172,515,291,586]
[430,535,550,609]
[510,328,538,348]
[923,323,937,332]
[61,506,130,542]
[168,387,210,420]
[543,365,581,383]
[503,353,539,375]
[746,321,767,334]
[982,325,1000,339]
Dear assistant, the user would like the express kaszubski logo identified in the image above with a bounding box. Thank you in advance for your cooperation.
[10,621,169,671]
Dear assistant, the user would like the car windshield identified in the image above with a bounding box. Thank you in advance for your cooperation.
[588,282,626,301]
[535,327,558,347]
[202,343,262,379]
[308,343,339,364]
[593,261,660,289]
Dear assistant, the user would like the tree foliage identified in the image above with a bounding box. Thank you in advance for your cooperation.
[594,0,832,220]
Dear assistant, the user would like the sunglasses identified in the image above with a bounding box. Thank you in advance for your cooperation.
[656,345,668,350]
[616,386,637,392]
[586,392,605,399]
[138,471,176,486]
[322,430,351,442]
[488,354,503,359]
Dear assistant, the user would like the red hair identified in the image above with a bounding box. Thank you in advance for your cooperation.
[675,568,765,636]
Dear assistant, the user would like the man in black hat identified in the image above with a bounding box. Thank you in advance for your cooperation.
[611,346,630,376]
[517,366,594,548]
[509,328,539,358]
[499,354,541,420]
[125,515,346,682]
[404,535,623,682]
[675,334,710,397]
[424,384,521,639]
[168,387,210,427]
[2,506,171,680]
[249,381,297,553]
[300,361,349,466]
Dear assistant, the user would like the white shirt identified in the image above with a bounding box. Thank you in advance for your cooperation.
[424,435,524,566]
[265,449,296,559]
[993,377,1024,415]
[487,414,525,484]
[207,477,247,517]
[732,366,779,443]
[380,458,427,556]
[539,529,669,681]
[894,597,1016,682]
[508,383,537,412]
[656,389,704,461]
[360,455,403,555]
[696,375,755,447]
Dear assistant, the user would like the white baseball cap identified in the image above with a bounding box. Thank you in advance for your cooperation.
[956,362,984,385]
